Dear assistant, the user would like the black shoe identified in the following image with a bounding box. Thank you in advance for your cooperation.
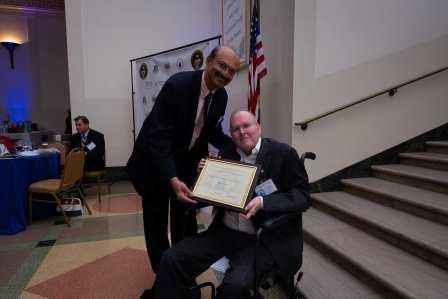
[140,288,154,299]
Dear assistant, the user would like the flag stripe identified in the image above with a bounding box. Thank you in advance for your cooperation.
[248,0,267,122]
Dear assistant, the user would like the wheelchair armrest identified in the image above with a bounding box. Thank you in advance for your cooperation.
[257,213,299,239]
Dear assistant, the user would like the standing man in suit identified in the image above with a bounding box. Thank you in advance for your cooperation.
[149,111,311,299]
[70,115,105,171]
[126,46,240,277]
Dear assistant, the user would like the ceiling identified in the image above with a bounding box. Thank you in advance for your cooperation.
[0,0,64,11]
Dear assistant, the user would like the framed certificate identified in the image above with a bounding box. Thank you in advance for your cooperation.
[192,158,260,212]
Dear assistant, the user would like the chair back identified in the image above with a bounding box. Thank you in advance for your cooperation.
[60,148,85,189]
[48,142,68,165]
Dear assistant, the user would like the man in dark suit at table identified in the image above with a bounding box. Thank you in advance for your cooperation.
[150,111,311,299]
[70,115,105,171]
[126,46,240,279]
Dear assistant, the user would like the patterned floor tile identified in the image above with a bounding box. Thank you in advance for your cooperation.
[34,240,56,248]
[26,247,153,299]
[57,214,144,243]
[26,236,147,288]
[92,194,142,214]
[0,249,33,287]
[0,225,51,247]
[1,182,228,299]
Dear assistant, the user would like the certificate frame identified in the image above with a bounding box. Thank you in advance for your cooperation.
[192,158,260,212]
[221,0,251,66]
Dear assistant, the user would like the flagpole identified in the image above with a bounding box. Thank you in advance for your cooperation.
[257,0,261,125]
[248,0,267,124]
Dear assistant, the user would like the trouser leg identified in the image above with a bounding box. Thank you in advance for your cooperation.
[154,224,254,299]
[169,193,197,246]
[142,188,169,274]
[217,242,276,299]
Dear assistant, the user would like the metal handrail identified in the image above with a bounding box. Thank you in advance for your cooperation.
[294,66,448,130]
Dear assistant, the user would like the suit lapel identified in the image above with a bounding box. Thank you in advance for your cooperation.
[255,138,270,182]
[225,144,240,161]
[186,71,203,139]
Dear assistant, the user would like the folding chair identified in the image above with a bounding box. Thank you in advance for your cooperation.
[28,148,92,226]
[47,141,68,166]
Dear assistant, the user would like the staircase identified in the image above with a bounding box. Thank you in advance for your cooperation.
[300,141,448,299]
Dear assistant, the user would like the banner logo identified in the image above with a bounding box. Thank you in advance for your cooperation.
[191,49,204,70]
[139,63,148,79]
[176,58,184,70]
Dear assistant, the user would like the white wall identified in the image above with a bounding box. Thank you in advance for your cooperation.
[65,0,248,167]
[259,0,294,144]
[291,0,448,181]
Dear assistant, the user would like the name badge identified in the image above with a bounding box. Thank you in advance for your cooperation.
[255,179,277,197]
[86,142,96,151]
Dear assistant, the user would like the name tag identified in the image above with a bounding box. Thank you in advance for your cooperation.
[86,142,96,151]
[255,179,277,197]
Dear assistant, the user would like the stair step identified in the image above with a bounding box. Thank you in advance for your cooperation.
[304,208,448,299]
[426,141,448,154]
[312,192,448,271]
[300,243,382,299]
[400,152,448,171]
[372,164,448,194]
[342,177,448,225]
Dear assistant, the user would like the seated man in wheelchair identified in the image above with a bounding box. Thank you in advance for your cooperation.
[149,110,311,299]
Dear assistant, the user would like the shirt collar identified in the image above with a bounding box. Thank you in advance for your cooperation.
[236,137,261,158]
[82,129,90,138]
[201,71,215,96]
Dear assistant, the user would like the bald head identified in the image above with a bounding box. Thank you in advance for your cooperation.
[204,46,240,90]
[230,111,261,154]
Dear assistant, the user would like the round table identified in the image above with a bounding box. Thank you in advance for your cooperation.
[0,152,60,235]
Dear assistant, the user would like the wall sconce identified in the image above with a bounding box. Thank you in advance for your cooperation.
[1,42,20,69]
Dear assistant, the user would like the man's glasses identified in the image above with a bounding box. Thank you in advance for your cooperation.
[216,61,237,76]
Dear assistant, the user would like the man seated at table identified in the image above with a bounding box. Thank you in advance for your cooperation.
[70,115,105,171]
[147,111,311,299]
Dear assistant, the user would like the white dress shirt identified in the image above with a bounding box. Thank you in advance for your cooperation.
[189,72,214,149]
[223,138,263,234]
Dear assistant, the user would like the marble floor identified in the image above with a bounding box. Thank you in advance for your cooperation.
[0,181,220,299]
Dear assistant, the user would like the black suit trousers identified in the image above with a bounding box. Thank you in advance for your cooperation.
[142,186,197,273]
[153,223,276,299]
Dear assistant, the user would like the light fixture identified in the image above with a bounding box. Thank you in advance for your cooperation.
[1,42,20,69]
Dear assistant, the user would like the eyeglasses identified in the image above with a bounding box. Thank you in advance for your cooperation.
[231,123,255,133]
[216,60,237,76]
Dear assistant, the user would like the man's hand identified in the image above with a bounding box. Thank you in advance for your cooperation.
[242,196,263,219]
[170,177,197,204]
[197,158,206,173]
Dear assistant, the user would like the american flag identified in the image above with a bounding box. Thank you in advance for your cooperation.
[248,0,267,121]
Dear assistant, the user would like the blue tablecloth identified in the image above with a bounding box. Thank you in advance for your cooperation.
[0,152,60,235]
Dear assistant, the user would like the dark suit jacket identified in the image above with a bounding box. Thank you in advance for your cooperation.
[70,129,105,171]
[216,138,311,282]
[126,70,232,197]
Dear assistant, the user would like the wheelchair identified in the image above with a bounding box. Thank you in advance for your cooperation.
[187,152,315,299]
